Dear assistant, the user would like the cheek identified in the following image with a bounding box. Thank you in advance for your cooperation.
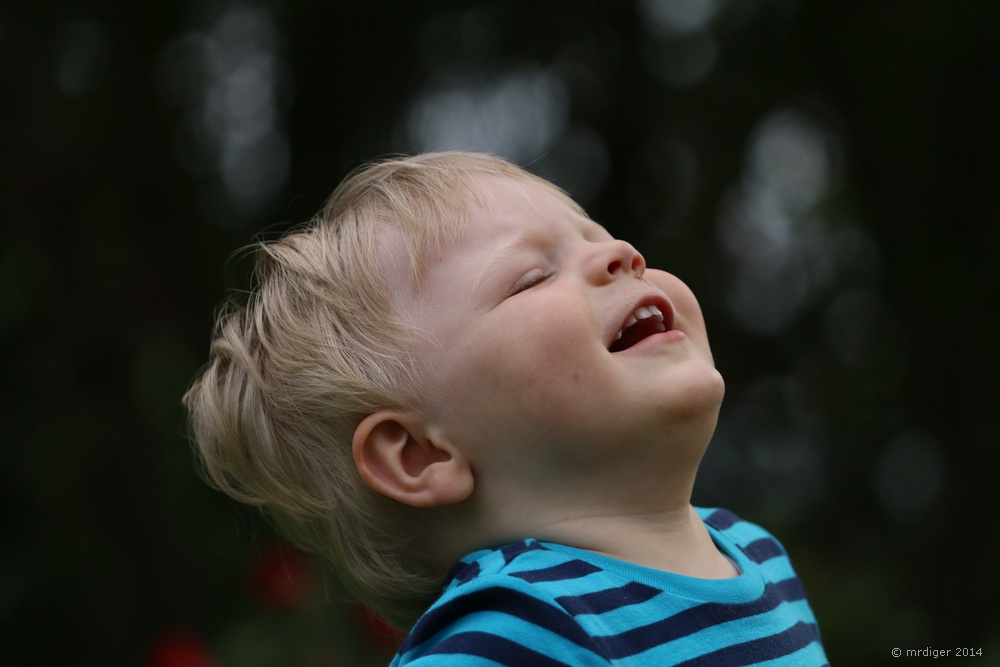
[507,298,597,365]
[463,306,598,406]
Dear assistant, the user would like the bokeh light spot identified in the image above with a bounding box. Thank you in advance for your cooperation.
[875,431,946,522]
[402,66,568,166]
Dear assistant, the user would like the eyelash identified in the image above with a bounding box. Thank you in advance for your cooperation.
[510,270,552,296]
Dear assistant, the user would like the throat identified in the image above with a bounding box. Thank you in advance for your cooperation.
[538,506,738,579]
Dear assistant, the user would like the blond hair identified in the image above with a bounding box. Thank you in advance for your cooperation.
[183,152,577,628]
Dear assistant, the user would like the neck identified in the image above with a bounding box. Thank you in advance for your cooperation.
[518,435,721,576]
[427,424,727,578]
[437,472,738,581]
[531,503,737,579]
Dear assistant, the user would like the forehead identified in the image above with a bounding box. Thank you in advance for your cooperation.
[482,175,586,219]
[378,174,586,286]
[464,176,593,247]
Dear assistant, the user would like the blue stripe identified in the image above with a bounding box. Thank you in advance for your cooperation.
[599,580,806,658]
[399,585,595,655]
[703,508,740,530]
[448,560,481,585]
[743,537,784,564]
[555,581,662,616]
[426,631,574,667]
[513,559,601,583]
[673,621,821,667]
[774,576,805,602]
[500,540,540,564]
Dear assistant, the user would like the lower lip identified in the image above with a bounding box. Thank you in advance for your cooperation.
[620,328,687,352]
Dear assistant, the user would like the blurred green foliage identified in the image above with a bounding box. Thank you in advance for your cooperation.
[2,1,999,665]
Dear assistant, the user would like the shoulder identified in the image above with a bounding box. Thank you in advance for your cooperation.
[394,540,611,666]
[697,508,829,664]
[697,506,792,560]
[698,507,813,617]
[447,539,613,588]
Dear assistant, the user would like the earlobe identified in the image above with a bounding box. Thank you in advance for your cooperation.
[352,410,474,508]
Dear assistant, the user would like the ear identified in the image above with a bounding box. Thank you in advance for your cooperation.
[352,410,474,508]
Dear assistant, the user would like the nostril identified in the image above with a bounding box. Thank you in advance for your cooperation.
[592,241,645,282]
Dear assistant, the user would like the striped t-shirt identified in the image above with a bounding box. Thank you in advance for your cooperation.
[391,508,828,666]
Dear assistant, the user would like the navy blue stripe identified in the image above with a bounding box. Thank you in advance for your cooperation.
[599,580,805,658]
[513,559,601,583]
[742,537,785,564]
[674,621,821,667]
[556,581,662,616]
[703,508,740,531]
[500,540,541,564]
[774,576,805,602]
[426,631,574,667]
[448,560,481,585]
[399,586,596,655]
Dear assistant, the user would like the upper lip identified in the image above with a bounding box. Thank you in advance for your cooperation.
[607,292,675,350]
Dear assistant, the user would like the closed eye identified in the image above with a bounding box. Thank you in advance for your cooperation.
[510,269,553,296]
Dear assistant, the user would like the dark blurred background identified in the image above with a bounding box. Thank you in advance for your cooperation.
[2,1,999,665]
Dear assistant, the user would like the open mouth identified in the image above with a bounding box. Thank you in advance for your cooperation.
[609,303,671,352]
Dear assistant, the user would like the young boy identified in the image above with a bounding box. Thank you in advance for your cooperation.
[184,152,828,665]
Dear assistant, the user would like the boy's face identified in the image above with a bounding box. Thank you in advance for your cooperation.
[385,176,724,495]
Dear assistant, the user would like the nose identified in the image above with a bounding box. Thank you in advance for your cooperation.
[587,239,646,284]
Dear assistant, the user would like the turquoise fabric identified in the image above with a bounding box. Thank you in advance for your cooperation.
[391,508,828,666]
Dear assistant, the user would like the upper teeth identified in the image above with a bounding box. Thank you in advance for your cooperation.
[614,304,666,341]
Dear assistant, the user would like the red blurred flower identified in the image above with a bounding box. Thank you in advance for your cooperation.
[248,542,317,610]
[146,628,216,667]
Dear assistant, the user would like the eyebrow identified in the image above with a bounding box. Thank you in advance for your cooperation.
[471,234,536,303]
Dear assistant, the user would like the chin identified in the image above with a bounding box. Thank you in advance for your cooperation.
[663,362,726,420]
